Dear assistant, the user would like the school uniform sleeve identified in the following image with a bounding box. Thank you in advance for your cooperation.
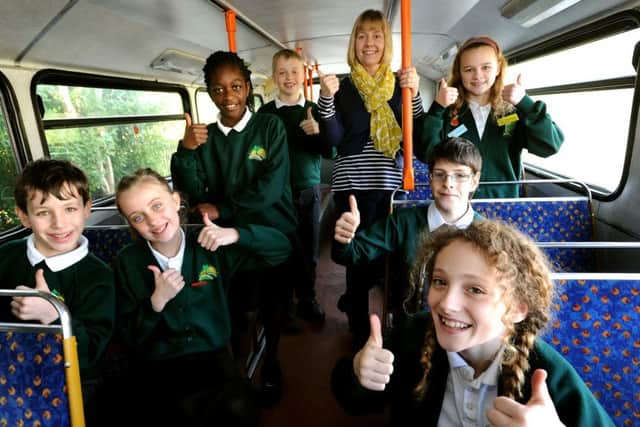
[331,312,435,419]
[414,100,448,163]
[113,244,164,348]
[215,117,291,222]
[68,258,116,378]
[170,139,210,206]
[514,95,564,157]
[231,225,292,269]
[332,207,427,266]
[527,340,615,426]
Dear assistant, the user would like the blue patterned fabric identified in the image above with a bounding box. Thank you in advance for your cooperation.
[472,198,595,271]
[544,277,640,426]
[0,332,70,427]
[472,198,593,242]
[84,228,132,266]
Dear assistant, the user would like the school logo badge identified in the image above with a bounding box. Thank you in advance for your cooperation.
[192,264,218,287]
[198,265,217,281]
[247,145,267,161]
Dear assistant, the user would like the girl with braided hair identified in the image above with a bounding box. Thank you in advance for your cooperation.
[331,220,614,426]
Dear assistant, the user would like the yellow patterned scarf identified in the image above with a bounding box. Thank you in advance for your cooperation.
[350,62,402,158]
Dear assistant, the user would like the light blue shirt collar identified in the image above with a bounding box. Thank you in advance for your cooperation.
[26,234,89,272]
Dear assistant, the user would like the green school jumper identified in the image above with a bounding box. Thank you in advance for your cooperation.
[171,112,297,234]
[332,205,484,272]
[331,312,615,426]
[416,95,564,198]
[0,239,115,380]
[113,226,290,360]
[258,100,334,192]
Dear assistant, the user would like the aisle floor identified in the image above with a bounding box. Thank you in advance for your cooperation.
[258,239,387,427]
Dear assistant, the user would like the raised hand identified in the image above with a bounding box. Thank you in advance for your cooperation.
[300,107,320,135]
[353,314,394,391]
[11,269,59,324]
[334,194,360,244]
[397,66,420,98]
[318,69,340,98]
[148,265,185,312]
[487,369,564,427]
[435,78,459,108]
[181,112,209,150]
[197,212,239,251]
[502,73,526,106]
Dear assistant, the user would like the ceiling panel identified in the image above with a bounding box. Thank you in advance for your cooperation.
[0,0,69,61]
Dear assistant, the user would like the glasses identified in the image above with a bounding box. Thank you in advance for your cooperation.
[430,171,473,183]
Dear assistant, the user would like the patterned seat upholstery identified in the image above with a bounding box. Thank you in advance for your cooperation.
[546,274,640,426]
[84,227,132,266]
[0,331,70,426]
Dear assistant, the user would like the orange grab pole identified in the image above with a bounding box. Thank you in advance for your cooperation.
[224,10,237,52]
[64,337,86,427]
[401,0,414,190]
[307,66,314,100]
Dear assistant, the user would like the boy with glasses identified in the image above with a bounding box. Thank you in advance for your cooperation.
[332,137,483,343]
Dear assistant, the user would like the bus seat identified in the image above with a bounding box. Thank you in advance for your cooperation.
[471,197,593,242]
[546,273,640,426]
[84,226,132,266]
[0,290,85,427]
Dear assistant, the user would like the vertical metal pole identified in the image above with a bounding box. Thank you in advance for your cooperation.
[225,10,237,52]
[400,0,414,190]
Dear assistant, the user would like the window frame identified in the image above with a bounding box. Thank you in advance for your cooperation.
[505,10,640,200]
[0,70,31,241]
[30,70,190,204]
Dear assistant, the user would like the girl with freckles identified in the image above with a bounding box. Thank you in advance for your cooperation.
[331,220,614,426]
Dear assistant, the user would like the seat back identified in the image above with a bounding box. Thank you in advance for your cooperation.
[546,273,640,426]
[0,290,84,427]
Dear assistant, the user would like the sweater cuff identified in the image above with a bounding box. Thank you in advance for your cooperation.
[427,101,446,116]
[516,95,535,113]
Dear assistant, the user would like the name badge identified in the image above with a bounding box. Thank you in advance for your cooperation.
[497,113,519,127]
[447,124,468,138]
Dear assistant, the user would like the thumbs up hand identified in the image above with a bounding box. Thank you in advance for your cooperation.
[502,73,526,106]
[181,112,209,150]
[318,69,340,97]
[334,194,361,244]
[197,212,240,251]
[148,265,185,312]
[435,78,459,108]
[11,269,59,324]
[300,106,320,135]
[353,315,395,391]
[487,369,564,427]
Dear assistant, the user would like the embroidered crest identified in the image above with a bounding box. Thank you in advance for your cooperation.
[51,289,65,303]
[247,145,267,161]
[198,265,217,281]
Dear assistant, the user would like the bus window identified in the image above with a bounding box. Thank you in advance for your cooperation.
[35,79,185,201]
[0,97,20,234]
[508,25,640,194]
[196,88,219,124]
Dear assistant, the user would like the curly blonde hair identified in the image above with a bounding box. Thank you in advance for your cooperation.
[409,220,554,400]
[448,36,512,120]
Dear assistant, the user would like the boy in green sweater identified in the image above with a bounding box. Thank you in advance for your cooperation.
[0,158,115,424]
[259,48,335,326]
[333,138,483,345]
